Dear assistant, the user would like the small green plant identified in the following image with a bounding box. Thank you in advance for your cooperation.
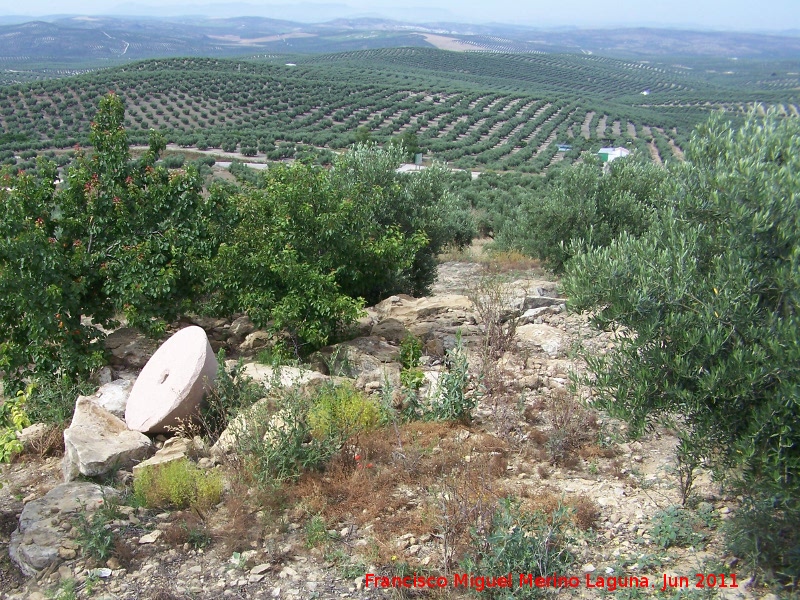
[235,388,335,485]
[73,499,118,562]
[399,334,423,370]
[47,579,77,600]
[25,375,96,425]
[426,333,474,423]
[462,497,575,599]
[399,334,425,391]
[185,522,213,549]
[133,459,223,510]
[724,492,800,587]
[0,385,31,462]
[305,514,333,549]
[200,350,266,444]
[307,382,381,444]
[255,340,295,367]
[650,506,707,549]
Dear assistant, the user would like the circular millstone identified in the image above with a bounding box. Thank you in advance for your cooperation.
[125,326,218,433]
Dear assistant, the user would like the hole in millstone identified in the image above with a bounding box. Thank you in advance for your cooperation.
[159,371,170,385]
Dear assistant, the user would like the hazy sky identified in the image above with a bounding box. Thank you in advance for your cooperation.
[1,0,798,31]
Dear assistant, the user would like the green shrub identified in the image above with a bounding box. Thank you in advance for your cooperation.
[564,110,800,581]
[425,333,474,423]
[133,458,223,510]
[73,496,120,561]
[650,506,708,549]
[399,334,425,391]
[24,375,95,425]
[0,93,226,391]
[724,493,800,585]
[212,144,474,349]
[498,156,669,272]
[0,386,31,462]
[307,382,381,443]
[234,389,330,485]
[160,153,185,168]
[461,498,575,599]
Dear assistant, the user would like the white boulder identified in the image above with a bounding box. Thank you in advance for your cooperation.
[63,397,153,481]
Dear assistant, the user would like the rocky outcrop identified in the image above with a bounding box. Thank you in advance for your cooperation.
[125,326,218,433]
[9,482,118,576]
[62,397,153,481]
[310,336,399,378]
[240,363,327,389]
[104,327,161,370]
[371,318,409,343]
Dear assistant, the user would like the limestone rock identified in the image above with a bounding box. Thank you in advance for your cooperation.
[374,294,474,324]
[229,315,256,339]
[355,363,402,391]
[9,482,118,577]
[310,336,399,377]
[125,326,218,433]
[133,436,195,475]
[63,397,153,481]
[240,363,327,389]
[104,327,160,369]
[522,295,563,310]
[516,324,564,357]
[371,318,409,343]
[82,377,135,418]
[239,331,274,353]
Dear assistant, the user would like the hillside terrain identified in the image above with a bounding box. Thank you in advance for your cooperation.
[0,257,765,600]
[0,50,797,172]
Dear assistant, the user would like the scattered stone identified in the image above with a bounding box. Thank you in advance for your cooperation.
[251,564,271,575]
[125,326,218,433]
[516,323,564,357]
[138,530,162,544]
[62,397,153,481]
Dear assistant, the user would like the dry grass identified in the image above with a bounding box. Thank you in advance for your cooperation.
[283,421,509,568]
[439,239,543,276]
[25,424,64,458]
[545,388,599,467]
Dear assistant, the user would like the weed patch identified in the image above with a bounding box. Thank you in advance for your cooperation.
[133,459,223,510]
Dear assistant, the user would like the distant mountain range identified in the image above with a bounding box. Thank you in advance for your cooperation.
[1,15,799,65]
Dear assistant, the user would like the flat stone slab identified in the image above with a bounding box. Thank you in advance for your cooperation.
[9,482,117,577]
[125,326,218,433]
[373,294,474,324]
[63,397,153,481]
